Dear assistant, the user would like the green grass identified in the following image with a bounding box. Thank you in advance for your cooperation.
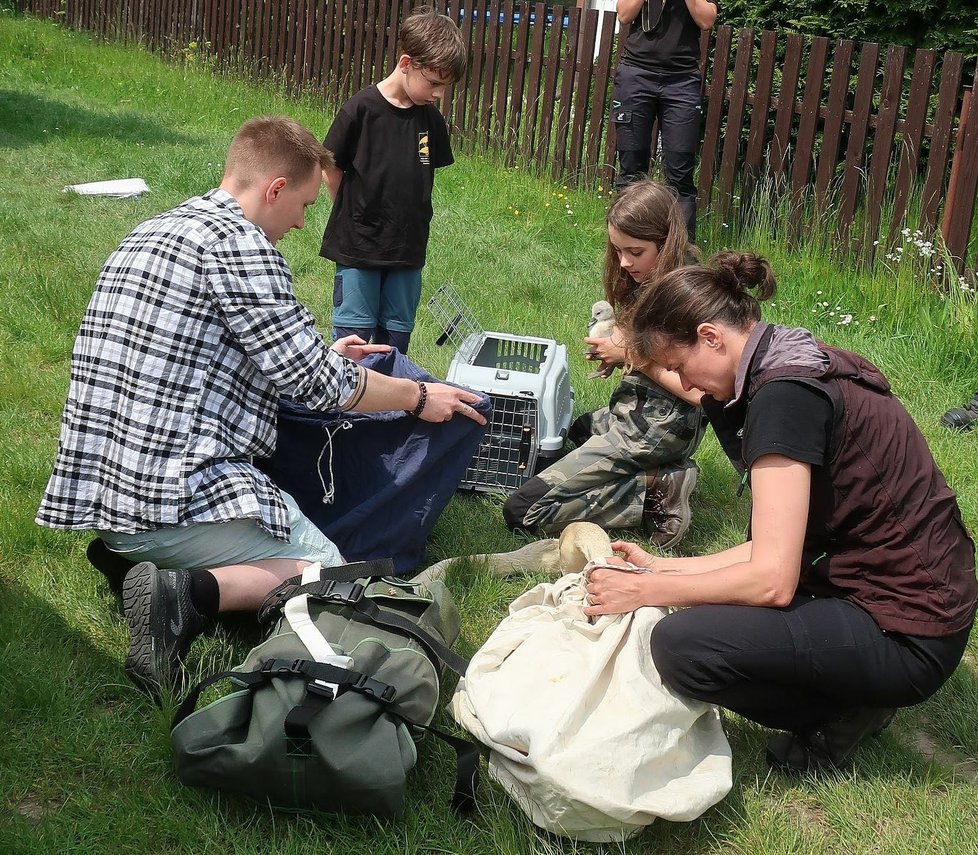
[3,10,978,855]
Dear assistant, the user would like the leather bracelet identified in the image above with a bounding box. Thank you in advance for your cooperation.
[409,380,427,417]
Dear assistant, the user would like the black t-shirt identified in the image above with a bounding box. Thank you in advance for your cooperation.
[742,380,834,468]
[320,86,454,268]
[621,0,716,74]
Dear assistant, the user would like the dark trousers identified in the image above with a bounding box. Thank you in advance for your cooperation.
[611,63,702,240]
[650,595,972,733]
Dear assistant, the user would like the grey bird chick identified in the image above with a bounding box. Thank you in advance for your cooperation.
[586,300,616,379]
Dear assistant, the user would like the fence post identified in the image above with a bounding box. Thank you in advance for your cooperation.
[788,36,829,246]
[859,44,906,264]
[943,81,978,272]
[716,27,753,227]
[813,39,854,214]
[834,41,880,256]
[741,29,777,219]
[886,48,935,250]
[697,24,732,217]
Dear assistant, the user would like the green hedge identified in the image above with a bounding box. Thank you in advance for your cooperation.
[719,0,977,58]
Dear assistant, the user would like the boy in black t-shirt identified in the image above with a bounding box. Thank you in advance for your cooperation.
[320,7,466,354]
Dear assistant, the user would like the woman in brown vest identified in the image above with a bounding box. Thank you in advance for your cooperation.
[582,251,977,774]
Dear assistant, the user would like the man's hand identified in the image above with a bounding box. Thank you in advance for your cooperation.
[331,334,391,362]
[418,383,487,425]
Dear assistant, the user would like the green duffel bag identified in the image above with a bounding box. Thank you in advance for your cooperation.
[170,559,478,817]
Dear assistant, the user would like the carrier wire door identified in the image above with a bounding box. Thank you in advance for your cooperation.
[427,283,573,494]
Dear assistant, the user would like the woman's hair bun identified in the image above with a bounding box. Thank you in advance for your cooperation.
[710,251,776,301]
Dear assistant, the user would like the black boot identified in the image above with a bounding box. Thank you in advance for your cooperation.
[568,410,597,447]
[766,707,896,774]
[941,391,978,432]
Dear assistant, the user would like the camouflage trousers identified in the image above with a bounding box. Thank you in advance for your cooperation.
[502,371,706,534]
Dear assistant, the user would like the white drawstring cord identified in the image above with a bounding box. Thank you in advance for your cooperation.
[317,420,353,504]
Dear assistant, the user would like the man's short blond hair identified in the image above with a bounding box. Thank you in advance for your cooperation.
[225,116,334,187]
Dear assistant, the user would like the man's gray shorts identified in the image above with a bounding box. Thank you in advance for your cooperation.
[98,490,343,571]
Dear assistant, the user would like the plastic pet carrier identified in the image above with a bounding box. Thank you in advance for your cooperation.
[427,283,574,494]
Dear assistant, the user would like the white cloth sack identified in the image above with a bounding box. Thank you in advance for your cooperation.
[450,572,732,842]
[64,178,150,198]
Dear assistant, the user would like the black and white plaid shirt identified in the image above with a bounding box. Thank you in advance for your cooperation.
[37,189,365,540]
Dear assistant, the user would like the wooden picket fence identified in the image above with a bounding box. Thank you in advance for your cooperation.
[18,0,978,277]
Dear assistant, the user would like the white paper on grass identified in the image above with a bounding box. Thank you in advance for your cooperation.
[64,178,150,198]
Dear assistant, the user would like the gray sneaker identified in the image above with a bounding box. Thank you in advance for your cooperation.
[643,461,698,549]
[122,562,204,695]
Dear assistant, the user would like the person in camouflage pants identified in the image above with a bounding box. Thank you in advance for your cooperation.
[503,370,705,544]
[503,180,705,547]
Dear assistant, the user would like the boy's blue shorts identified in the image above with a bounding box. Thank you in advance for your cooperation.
[331,265,423,333]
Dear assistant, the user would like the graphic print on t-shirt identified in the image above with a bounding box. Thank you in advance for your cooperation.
[418,132,430,165]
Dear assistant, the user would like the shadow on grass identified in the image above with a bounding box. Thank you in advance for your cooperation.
[0,89,200,149]
[0,572,138,836]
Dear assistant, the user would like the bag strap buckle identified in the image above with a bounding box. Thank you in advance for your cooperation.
[256,576,303,625]
[305,679,337,701]
[259,658,305,676]
[313,579,366,606]
[352,672,397,704]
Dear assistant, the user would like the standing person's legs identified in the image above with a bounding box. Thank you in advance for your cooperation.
[650,595,971,768]
[658,72,703,241]
[332,265,382,343]
[376,267,423,354]
[611,63,658,188]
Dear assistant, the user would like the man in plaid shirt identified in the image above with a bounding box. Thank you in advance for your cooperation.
[36,116,485,695]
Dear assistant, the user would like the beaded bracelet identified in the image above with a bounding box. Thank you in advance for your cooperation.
[409,380,428,417]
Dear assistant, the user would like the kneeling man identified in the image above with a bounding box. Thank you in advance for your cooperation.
[36,116,484,694]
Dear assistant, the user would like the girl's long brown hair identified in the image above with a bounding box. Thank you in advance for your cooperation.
[601,180,697,312]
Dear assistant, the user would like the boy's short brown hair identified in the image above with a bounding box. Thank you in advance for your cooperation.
[225,116,334,187]
[399,6,467,83]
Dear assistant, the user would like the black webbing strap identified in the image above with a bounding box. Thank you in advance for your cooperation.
[319,558,395,581]
[345,595,470,678]
[257,558,395,625]
[395,715,480,812]
[259,565,470,677]
[171,658,398,729]
[171,668,267,728]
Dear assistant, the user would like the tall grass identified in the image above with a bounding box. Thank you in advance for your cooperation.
[2,10,977,855]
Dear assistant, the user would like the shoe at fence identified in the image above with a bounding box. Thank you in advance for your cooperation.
[941,391,978,432]
[122,562,205,696]
[766,707,896,775]
[642,460,698,549]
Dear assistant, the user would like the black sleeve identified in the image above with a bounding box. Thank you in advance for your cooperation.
[742,380,833,468]
[430,109,454,169]
[323,104,357,170]
[701,393,747,474]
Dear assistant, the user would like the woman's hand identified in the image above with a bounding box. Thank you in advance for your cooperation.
[609,540,655,568]
[583,562,655,616]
